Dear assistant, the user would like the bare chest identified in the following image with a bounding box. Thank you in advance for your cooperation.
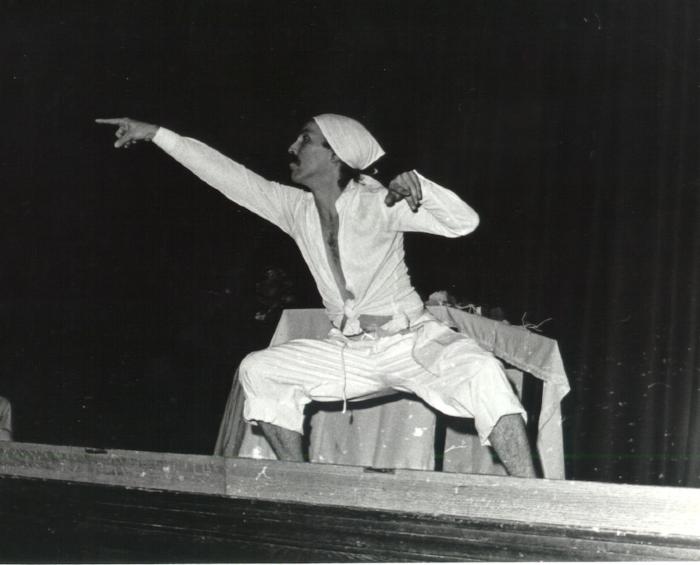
[318,215,353,301]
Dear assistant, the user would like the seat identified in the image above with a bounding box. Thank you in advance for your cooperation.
[214,306,570,478]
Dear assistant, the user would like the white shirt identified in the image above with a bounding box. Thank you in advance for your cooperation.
[153,128,479,334]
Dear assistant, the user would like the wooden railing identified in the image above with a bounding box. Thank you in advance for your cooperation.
[1,442,700,561]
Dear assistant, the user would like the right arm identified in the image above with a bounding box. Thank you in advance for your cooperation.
[384,170,479,237]
[95,118,303,233]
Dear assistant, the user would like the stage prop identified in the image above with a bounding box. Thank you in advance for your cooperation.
[1,442,699,561]
[215,306,570,478]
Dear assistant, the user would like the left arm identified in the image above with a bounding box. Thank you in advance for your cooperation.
[386,170,479,237]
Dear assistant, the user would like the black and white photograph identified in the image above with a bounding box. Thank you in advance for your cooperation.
[1,0,699,561]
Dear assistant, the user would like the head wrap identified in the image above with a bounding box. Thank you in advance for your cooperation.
[313,113,385,171]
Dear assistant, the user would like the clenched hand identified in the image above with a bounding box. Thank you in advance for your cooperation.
[385,171,422,212]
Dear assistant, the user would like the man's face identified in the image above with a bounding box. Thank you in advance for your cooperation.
[287,121,336,186]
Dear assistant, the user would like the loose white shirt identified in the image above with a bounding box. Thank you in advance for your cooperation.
[153,128,479,333]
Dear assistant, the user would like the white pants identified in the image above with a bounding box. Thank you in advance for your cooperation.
[239,320,525,445]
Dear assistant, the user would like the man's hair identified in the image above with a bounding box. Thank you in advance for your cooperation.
[323,140,361,189]
[322,139,399,190]
[338,161,363,189]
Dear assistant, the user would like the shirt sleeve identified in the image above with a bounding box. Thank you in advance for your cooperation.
[153,127,303,235]
[387,171,480,237]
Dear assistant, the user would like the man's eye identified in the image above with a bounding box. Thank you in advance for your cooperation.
[302,135,310,143]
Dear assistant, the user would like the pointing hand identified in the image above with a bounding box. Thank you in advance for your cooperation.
[95,117,158,148]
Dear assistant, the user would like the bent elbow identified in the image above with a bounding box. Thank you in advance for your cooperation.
[469,210,480,230]
[450,209,479,237]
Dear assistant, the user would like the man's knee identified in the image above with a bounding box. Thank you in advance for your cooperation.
[239,349,284,399]
[239,349,272,383]
[239,349,263,375]
[472,356,515,396]
[479,355,506,376]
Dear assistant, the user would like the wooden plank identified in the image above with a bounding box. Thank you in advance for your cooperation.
[0,441,225,494]
[224,457,700,540]
[1,441,700,557]
[2,476,700,562]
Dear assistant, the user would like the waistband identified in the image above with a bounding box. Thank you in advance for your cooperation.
[340,313,392,334]
[336,308,429,338]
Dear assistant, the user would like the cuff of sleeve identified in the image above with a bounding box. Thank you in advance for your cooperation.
[152,127,180,153]
[414,170,432,195]
[414,170,436,201]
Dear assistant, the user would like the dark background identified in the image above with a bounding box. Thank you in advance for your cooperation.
[2,0,698,486]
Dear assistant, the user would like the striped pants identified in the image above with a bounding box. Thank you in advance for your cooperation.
[239,321,525,445]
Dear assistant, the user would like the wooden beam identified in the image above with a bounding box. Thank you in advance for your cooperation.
[0,441,225,494]
[224,457,700,540]
[1,442,699,561]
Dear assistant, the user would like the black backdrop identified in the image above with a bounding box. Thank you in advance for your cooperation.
[2,0,698,487]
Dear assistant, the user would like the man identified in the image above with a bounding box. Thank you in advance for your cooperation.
[96,114,536,477]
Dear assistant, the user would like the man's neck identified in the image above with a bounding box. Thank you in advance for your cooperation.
[307,174,343,218]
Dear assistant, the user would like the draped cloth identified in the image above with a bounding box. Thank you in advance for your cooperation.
[215,306,570,478]
[312,113,385,170]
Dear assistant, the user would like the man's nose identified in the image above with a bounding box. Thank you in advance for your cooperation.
[288,138,299,154]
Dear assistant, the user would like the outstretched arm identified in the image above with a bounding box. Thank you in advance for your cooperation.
[95,117,159,148]
[95,118,303,234]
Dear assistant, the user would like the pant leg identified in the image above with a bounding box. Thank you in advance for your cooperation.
[376,331,526,446]
[239,337,389,433]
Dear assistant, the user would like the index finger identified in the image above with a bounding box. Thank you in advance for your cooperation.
[95,118,124,125]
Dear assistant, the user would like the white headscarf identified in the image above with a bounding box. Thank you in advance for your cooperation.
[313,113,385,171]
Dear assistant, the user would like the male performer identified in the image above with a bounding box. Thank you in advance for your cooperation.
[96,114,536,477]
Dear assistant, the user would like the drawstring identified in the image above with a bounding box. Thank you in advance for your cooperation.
[336,310,416,414]
[340,341,349,413]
